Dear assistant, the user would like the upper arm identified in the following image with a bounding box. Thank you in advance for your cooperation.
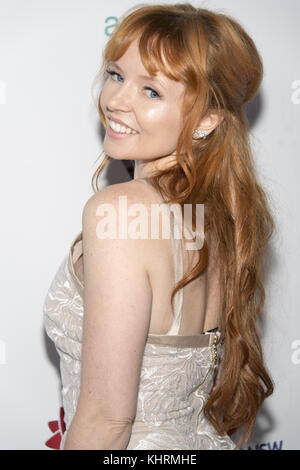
[76,184,152,428]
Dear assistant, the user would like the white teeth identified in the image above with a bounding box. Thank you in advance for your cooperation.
[109,119,137,134]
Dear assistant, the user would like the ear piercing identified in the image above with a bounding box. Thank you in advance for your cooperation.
[192,129,208,139]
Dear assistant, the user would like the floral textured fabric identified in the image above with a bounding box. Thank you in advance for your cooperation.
[43,180,236,450]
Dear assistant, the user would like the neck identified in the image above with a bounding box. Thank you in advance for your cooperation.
[133,154,177,180]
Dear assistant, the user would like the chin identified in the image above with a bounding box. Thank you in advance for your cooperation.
[103,149,133,161]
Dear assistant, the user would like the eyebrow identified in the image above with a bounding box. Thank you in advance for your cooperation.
[108,61,167,90]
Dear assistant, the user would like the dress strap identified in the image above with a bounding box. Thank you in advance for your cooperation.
[135,178,184,335]
[165,206,184,335]
[72,238,83,264]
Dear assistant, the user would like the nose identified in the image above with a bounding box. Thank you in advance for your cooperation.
[106,81,134,113]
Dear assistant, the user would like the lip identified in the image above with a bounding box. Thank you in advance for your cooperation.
[106,122,138,140]
[107,115,137,132]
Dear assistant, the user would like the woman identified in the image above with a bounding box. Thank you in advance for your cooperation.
[43,3,275,450]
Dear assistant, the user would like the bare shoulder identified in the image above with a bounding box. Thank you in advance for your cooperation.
[83,179,153,215]
[81,180,171,296]
[82,180,158,260]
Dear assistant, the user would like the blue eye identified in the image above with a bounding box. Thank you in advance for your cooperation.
[106,69,123,82]
[145,88,160,99]
[105,68,161,99]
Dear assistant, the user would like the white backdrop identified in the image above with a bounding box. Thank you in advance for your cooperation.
[0,0,299,450]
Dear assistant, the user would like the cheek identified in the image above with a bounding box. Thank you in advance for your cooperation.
[99,80,114,110]
[99,85,108,111]
[143,106,182,134]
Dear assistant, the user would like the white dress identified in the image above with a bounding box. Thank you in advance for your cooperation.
[43,179,236,450]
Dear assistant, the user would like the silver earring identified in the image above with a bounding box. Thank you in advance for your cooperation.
[192,129,208,139]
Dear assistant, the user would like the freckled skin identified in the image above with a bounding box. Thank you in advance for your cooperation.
[100,37,187,178]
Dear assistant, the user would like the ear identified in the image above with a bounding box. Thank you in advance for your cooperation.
[196,111,224,135]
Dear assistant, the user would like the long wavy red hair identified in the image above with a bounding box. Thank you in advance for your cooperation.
[90,3,276,450]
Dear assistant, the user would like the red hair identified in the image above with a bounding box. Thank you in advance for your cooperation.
[91,3,276,450]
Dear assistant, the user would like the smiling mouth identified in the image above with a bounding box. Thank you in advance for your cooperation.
[106,122,139,139]
[107,118,138,136]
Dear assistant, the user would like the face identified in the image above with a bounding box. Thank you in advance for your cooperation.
[100,37,186,175]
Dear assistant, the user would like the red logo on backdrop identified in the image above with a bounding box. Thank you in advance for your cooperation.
[45,406,66,449]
